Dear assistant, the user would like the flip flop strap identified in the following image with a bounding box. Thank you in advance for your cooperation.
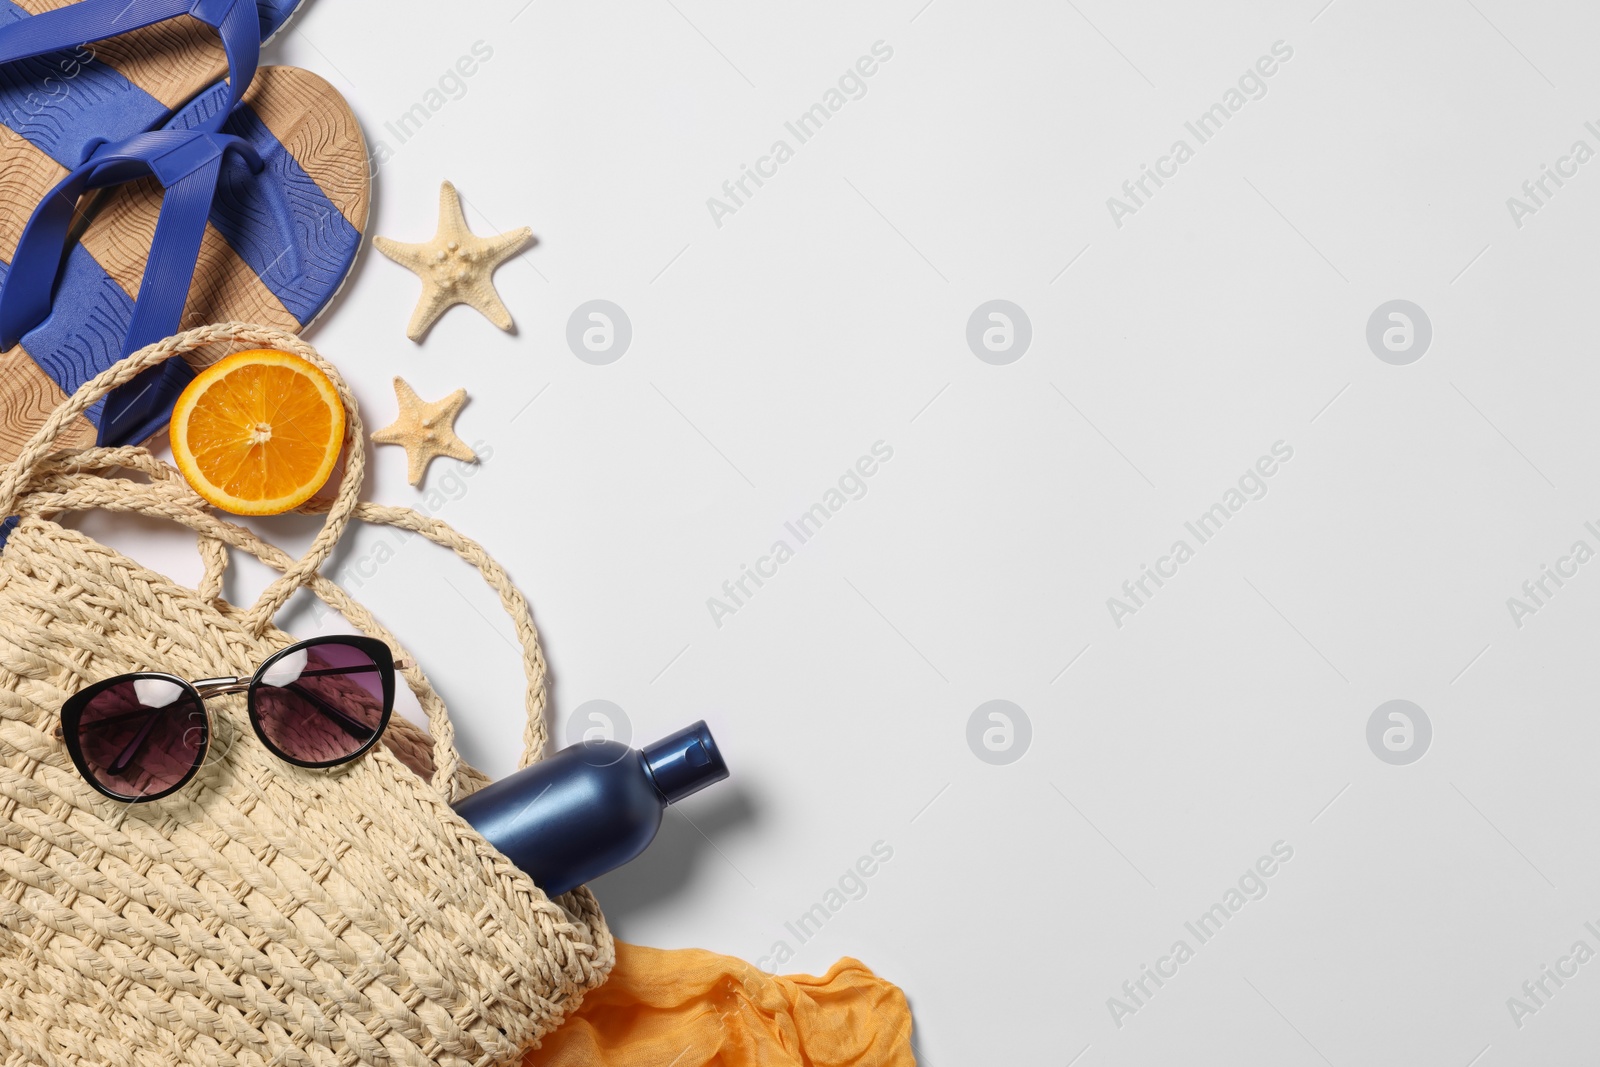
[0,0,261,136]
[0,128,261,353]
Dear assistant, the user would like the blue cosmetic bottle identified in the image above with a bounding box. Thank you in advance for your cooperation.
[453,721,728,897]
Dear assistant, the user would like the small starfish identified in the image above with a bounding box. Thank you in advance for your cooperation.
[371,377,477,486]
[374,181,533,341]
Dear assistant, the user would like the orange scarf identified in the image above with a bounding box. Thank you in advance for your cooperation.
[527,943,917,1066]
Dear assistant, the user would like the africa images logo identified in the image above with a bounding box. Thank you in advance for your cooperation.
[705,42,895,228]
[706,442,894,628]
[1106,841,1295,1028]
[1105,442,1294,628]
[1105,40,1295,229]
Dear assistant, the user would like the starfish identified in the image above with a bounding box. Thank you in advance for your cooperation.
[374,181,533,341]
[371,377,477,486]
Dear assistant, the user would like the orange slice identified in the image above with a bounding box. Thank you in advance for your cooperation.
[170,349,346,516]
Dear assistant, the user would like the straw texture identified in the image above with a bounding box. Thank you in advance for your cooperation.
[0,324,613,1067]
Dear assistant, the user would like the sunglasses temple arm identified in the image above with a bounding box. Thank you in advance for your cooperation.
[292,664,404,679]
[286,683,378,743]
[107,707,168,776]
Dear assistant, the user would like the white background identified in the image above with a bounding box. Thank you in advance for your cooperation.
[94,0,1600,1062]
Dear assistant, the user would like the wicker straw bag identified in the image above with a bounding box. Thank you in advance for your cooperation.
[0,324,614,1067]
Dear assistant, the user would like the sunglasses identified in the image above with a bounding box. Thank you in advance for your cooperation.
[61,636,402,803]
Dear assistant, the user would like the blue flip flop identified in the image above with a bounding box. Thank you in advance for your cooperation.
[0,64,367,451]
[0,0,309,455]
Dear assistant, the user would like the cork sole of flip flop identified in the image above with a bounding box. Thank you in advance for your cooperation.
[0,65,366,459]
[20,0,230,97]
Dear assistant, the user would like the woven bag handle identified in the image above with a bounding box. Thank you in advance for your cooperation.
[0,323,363,639]
[18,456,554,799]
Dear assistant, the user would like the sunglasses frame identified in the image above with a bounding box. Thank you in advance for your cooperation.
[61,671,209,802]
[61,635,397,803]
[248,635,396,770]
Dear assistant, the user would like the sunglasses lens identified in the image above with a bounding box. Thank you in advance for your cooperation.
[73,677,205,799]
[251,642,388,765]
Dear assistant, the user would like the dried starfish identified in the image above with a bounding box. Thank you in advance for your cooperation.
[371,377,476,486]
[374,181,533,341]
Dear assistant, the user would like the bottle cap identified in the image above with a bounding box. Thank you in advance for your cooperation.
[642,721,728,804]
